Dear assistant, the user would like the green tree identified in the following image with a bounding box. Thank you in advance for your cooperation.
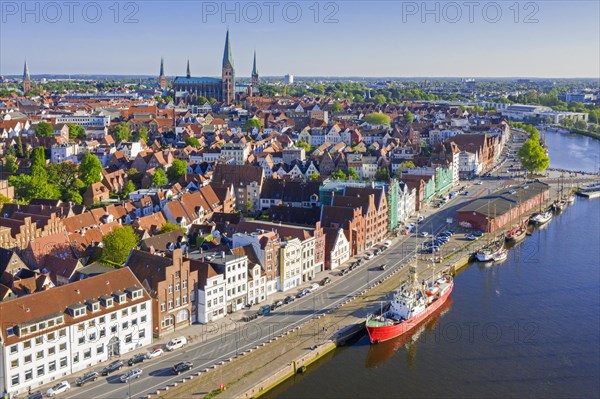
[34,121,54,137]
[348,167,359,180]
[308,172,320,181]
[330,102,343,112]
[364,113,391,125]
[518,138,550,174]
[109,122,132,142]
[375,167,390,181]
[373,94,387,105]
[136,126,148,143]
[127,168,142,185]
[152,168,168,187]
[243,118,263,132]
[159,222,184,234]
[165,96,173,103]
[67,124,86,140]
[185,137,201,147]
[0,194,12,204]
[16,136,25,158]
[296,141,311,152]
[79,153,103,187]
[167,159,187,182]
[331,170,347,180]
[63,189,83,204]
[3,154,18,173]
[404,111,414,123]
[574,120,588,130]
[101,226,140,265]
[122,180,136,197]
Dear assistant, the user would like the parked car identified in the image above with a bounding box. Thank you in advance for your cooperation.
[272,299,283,309]
[417,215,424,222]
[365,252,374,259]
[26,391,43,399]
[172,361,193,374]
[128,353,146,366]
[419,232,429,237]
[384,240,392,247]
[284,295,295,304]
[296,289,309,298]
[101,360,124,376]
[257,304,271,316]
[166,336,187,351]
[46,381,70,397]
[320,277,331,285]
[465,233,479,241]
[462,191,469,196]
[309,283,320,292]
[473,231,484,237]
[146,347,164,359]
[340,268,350,276]
[75,371,99,387]
[120,368,142,383]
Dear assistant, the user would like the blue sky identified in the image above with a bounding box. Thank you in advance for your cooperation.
[1,1,598,77]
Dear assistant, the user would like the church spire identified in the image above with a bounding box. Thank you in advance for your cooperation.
[222,29,234,68]
[159,58,165,77]
[158,58,167,90]
[252,50,258,77]
[186,60,190,78]
[24,60,31,81]
[22,60,32,94]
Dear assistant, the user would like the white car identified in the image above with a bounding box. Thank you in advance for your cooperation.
[365,253,374,259]
[146,347,164,359]
[47,381,70,397]
[417,215,424,222]
[120,368,142,382]
[476,181,483,185]
[419,232,429,237]
[309,283,320,292]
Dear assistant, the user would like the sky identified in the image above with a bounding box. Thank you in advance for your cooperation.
[1,0,599,78]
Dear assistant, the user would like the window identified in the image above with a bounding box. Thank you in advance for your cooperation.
[35,336,42,345]
[60,357,67,368]
[59,342,67,352]
[161,302,166,312]
[175,297,180,307]
[36,350,44,360]
[183,279,188,289]
[122,321,128,330]
[49,360,56,372]
[175,282,180,292]
[183,294,188,304]
[175,271,181,278]
[48,346,56,356]
[78,323,84,332]
[121,309,128,317]
[168,300,173,310]
[59,328,66,338]
[7,327,14,337]
[141,315,147,323]
[97,344,104,355]
[99,316,105,324]
[10,359,18,368]
[37,364,45,377]
[131,318,138,326]
[25,369,33,381]
[131,305,138,314]
[88,333,96,342]
[141,303,147,311]
[138,329,146,339]
[24,355,32,364]
[47,332,56,341]
[10,344,17,354]
[168,284,173,294]
[83,349,91,359]
[125,334,132,344]
[11,375,19,386]
[110,312,117,321]
[88,319,95,327]
[78,337,85,345]
[111,325,118,334]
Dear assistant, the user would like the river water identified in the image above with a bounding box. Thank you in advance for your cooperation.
[266,136,600,398]
[542,129,600,174]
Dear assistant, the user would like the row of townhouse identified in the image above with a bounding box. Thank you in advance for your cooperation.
[0,268,152,397]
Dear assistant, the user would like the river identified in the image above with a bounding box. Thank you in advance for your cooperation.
[542,128,600,174]
[266,194,600,398]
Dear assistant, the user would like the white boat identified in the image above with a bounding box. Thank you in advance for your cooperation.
[492,249,509,263]
[530,211,552,225]
[476,240,504,262]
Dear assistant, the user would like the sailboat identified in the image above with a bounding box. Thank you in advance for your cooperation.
[552,173,567,212]
[476,203,505,262]
[505,203,528,244]
[530,185,553,225]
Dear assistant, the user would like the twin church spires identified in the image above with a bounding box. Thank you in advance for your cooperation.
[158,30,258,104]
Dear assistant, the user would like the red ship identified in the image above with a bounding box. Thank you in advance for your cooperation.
[365,265,454,344]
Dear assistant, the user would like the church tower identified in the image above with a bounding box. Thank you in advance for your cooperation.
[251,50,259,87]
[221,30,235,104]
[186,60,191,78]
[22,61,31,94]
[158,58,167,90]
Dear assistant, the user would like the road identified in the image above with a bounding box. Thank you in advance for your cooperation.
[57,137,524,399]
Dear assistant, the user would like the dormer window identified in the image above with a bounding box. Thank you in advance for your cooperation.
[113,291,126,304]
[87,300,100,312]
[126,286,143,300]
[100,295,114,308]
[68,304,87,318]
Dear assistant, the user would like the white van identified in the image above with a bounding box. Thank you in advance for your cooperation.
[166,336,187,351]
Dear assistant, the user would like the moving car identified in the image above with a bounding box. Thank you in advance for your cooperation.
[419,232,429,237]
[379,263,387,271]
[128,353,146,366]
[75,371,98,386]
[320,277,331,285]
[120,368,142,383]
[101,360,124,376]
[46,381,70,397]
[166,336,187,351]
[172,361,193,374]
[146,347,164,359]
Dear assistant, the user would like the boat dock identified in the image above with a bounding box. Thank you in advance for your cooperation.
[577,182,600,199]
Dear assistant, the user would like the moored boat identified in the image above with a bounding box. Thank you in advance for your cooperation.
[492,248,509,263]
[530,210,553,225]
[506,223,527,243]
[476,239,504,262]
[552,200,567,212]
[365,266,454,344]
